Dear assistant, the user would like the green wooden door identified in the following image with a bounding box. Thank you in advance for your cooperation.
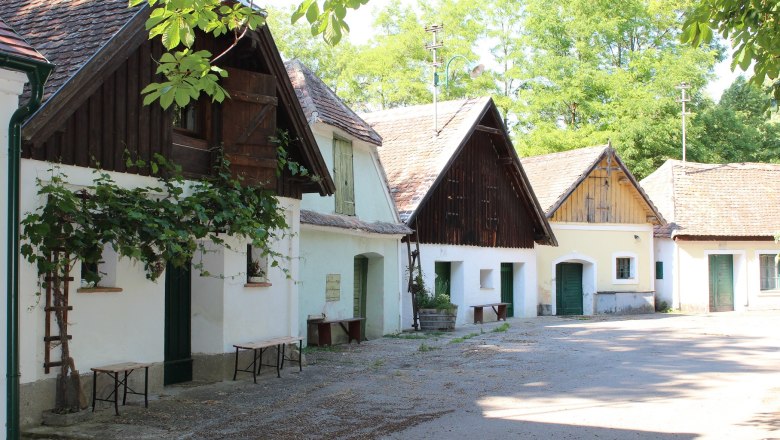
[353,256,368,337]
[164,262,192,385]
[709,254,735,312]
[556,263,583,315]
[434,262,451,296]
[500,263,514,318]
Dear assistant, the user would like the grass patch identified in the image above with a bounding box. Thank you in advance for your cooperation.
[449,332,480,344]
[302,345,342,354]
[417,342,439,352]
[491,323,511,333]
[371,359,385,369]
[386,331,444,340]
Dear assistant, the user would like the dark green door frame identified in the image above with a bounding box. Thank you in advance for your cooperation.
[500,263,514,318]
[709,254,735,312]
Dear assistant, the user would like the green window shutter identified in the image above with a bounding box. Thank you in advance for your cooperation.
[334,137,355,215]
[655,261,663,280]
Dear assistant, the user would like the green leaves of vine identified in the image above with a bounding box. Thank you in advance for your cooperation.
[21,153,289,282]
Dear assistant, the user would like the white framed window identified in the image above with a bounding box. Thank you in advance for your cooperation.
[612,252,638,285]
[759,253,780,291]
[333,136,355,215]
[78,245,120,292]
[246,244,269,285]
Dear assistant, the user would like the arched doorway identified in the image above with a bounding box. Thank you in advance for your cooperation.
[354,253,385,339]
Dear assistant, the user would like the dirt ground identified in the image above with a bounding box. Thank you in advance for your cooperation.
[23,311,780,439]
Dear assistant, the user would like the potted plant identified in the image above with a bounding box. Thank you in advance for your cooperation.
[413,273,458,331]
[247,259,265,283]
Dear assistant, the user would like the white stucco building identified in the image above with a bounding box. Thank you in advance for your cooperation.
[642,160,780,313]
[363,98,557,328]
[286,61,411,341]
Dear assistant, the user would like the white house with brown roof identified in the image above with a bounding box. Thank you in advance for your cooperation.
[363,98,556,327]
[286,60,411,341]
[521,146,665,316]
[641,160,780,313]
[4,1,336,425]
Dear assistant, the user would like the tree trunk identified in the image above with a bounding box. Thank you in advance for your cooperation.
[52,267,86,413]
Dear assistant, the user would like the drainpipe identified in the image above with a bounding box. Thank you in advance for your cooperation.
[2,53,52,440]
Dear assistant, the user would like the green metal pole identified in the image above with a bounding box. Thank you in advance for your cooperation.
[3,54,51,440]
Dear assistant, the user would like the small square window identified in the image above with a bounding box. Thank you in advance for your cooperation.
[759,254,779,291]
[480,269,494,289]
[247,244,269,284]
[655,261,663,280]
[616,258,632,279]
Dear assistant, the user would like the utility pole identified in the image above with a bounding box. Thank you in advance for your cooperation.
[676,82,691,162]
[425,24,443,135]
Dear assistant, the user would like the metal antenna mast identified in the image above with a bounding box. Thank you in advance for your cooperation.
[676,82,691,162]
[425,24,443,135]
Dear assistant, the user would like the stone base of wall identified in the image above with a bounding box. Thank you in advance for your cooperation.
[595,291,655,315]
[537,304,552,316]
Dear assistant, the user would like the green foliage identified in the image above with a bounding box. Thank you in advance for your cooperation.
[133,0,365,109]
[682,0,780,97]
[20,149,297,284]
[449,332,479,344]
[491,323,510,333]
[417,342,439,352]
[411,272,456,312]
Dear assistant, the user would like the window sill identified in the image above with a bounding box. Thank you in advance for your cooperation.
[612,279,638,285]
[244,282,272,288]
[77,287,123,293]
[479,287,495,291]
[759,290,780,297]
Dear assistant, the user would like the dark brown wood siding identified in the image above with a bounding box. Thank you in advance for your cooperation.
[23,40,170,176]
[21,32,314,199]
[414,131,537,248]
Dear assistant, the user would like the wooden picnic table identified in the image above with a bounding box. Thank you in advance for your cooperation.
[312,317,364,347]
[232,336,304,383]
[470,302,510,324]
[91,361,150,416]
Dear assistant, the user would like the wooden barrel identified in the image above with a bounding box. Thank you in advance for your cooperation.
[418,307,457,331]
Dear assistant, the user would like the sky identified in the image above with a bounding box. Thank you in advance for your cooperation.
[267,0,743,102]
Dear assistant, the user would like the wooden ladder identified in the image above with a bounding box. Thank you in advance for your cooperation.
[43,250,74,373]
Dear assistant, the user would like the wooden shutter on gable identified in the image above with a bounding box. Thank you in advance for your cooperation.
[334,137,355,215]
[221,68,278,187]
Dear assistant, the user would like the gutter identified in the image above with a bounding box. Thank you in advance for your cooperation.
[1,52,53,440]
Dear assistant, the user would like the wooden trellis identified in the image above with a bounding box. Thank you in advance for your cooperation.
[43,250,73,374]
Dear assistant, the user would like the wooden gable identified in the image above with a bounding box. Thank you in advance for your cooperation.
[551,155,660,224]
[412,111,543,249]
[20,18,333,198]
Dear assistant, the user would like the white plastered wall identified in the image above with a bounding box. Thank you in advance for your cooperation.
[534,223,655,315]
[1,66,30,432]
[18,160,167,385]
[191,197,301,354]
[298,225,403,340]
[654,237,676,309]
[400,244,538,328]
[674,240,780,312]
[301,124,399,223]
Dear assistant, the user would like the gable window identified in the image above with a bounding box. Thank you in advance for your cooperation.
[760,254,779,291]
[612,252,638,285]
[173,102,200,134]
[333,136,355,215]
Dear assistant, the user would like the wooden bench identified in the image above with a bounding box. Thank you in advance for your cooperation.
[470,303,510,324]
[91,361,150,416]
[232,336,303,383]
[312,318,364,347]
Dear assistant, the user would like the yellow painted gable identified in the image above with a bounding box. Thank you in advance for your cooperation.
[551,157,657,224]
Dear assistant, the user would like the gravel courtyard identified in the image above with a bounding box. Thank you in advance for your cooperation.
[25,312,780,439]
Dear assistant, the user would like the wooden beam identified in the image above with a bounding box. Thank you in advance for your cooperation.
[475,124,503,135]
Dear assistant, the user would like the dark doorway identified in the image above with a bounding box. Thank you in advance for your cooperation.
[164,262,192,385]
[501,263,514,317]
[556,263,583,315]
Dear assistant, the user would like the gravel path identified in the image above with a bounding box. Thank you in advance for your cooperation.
[24,312,780,439]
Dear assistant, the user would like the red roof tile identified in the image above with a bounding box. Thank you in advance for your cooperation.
[0,18,47,63]
[285,60,381,146]
[641,160,780,238]
[1,0,141,101]
[361,98,489,220]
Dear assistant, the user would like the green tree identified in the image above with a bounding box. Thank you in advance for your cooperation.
[682,0,780,97]
[132,0,370,109]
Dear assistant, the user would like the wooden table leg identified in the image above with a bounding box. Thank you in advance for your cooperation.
[474,307,484,324]
[496,304,507,321]
[317,322,332,347]
[348,320,362,343]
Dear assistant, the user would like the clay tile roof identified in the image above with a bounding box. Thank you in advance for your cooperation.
[640,160,780,238]
[1,0,142,101]
[520,145,608,214]
[300,210,412,235]
[0,18,47,63]
[285,60,381,146]
[361,97,490,221]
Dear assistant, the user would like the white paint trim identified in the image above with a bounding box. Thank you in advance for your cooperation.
[611,251,639,285]
[553,223,654,232]
[551,253,598,315]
